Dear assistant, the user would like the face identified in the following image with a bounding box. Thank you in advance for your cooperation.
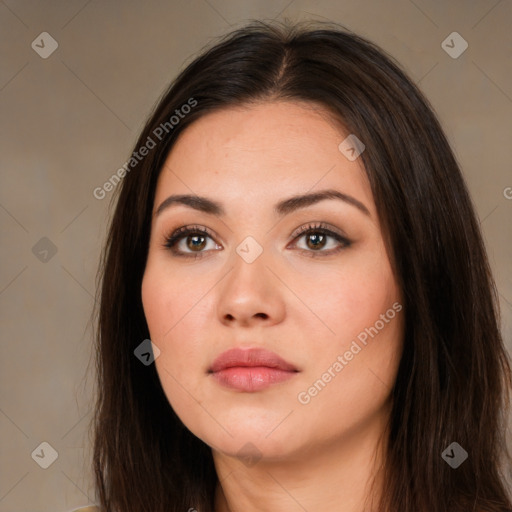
[141,100,404,462]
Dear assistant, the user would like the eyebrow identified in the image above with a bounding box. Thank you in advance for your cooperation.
[155,188,371,218]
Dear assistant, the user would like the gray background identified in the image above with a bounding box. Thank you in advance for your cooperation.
[1,1,511,510]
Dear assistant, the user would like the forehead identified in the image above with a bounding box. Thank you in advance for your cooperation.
[154,100,375,218]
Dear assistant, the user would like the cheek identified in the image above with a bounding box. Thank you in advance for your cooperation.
[294,244,400,346]
[141,261,208,341]
[141,260,220,381]
[141,265,211,418]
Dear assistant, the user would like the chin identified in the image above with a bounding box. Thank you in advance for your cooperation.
[192,419,305,462]
[208,435,298,464]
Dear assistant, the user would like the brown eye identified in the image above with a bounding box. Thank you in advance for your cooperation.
[185,234,207,251]
[305,232,327,250]
[291,223,351,257]
[163,225,221,259]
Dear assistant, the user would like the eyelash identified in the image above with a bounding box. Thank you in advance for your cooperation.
[162,222,351,260]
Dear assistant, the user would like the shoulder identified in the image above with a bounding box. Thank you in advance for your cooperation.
[70,507,100,512]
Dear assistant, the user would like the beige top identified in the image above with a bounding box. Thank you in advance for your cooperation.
[71,507,100,512]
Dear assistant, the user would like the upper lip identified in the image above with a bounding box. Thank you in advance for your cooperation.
[209,347,298,373]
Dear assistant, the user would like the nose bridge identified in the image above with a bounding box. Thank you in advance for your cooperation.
[216,234,284,326]
[223,205,273,268]
[227,233,271,292]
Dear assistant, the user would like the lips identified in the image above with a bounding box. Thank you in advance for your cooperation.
[209,347,299,392]
[210,347,297,372]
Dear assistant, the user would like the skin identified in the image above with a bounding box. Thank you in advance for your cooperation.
[141,100,404,512]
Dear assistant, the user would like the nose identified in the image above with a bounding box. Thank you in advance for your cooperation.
[216,245,286,328]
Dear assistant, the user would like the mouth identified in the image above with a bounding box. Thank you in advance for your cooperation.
[208,347,299,392]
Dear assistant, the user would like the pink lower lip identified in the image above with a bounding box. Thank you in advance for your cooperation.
[211,366,297,392]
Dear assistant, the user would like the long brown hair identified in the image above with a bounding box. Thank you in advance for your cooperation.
[91,19,512,511]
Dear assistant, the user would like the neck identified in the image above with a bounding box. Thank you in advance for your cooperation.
[212,409,389,512]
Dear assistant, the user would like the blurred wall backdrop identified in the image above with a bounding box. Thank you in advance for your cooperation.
[1,1,511,510]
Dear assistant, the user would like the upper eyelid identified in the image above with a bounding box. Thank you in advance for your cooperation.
[165,222,344,239]
[291,222,346,238]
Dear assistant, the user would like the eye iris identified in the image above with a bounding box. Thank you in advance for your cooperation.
[187,234,207,251]
[306,232,326,250]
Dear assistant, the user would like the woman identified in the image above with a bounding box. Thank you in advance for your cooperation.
[89,19,512,512]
